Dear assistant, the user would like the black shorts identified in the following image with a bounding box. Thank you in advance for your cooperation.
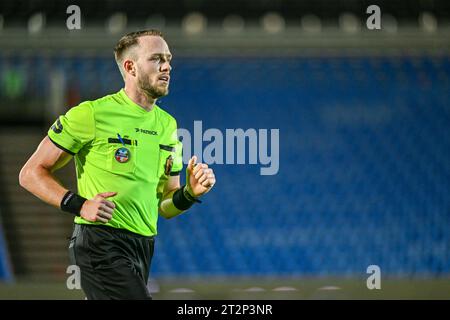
[68,223,155,300]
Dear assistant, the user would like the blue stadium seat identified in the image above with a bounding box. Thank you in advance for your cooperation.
[1,53,449,277]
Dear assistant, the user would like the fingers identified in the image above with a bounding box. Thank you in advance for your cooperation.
[81,198,116,223]
[202,175,216,188]
[193,162,207,176]
[100,203,114,214]
[193,163,209,178]
[92,196,115,223]
[98,191,118,198]
[194,166,211,180]
[195,167,215,188]
[97,195,115,223]
[94,192,116,219]
[98,209,113,220]
[197,170,213,183]
[187,155,197,172]
[95,206,113,223]
[201,173,216,187]
[96,215,109,224]
[101,199,116,210]
[192,164,215,188]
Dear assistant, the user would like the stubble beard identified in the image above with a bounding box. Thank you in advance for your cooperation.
[138,74,169,100]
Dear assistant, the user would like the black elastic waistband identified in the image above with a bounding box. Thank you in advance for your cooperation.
[76,223,155,240]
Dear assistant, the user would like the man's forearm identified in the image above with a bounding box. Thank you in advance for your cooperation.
[159,188,185,219]
[19,164,68,208]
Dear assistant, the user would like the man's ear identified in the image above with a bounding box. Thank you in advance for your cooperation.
[123,59,136,77]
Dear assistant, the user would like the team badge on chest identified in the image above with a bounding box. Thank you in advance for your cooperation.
[115,147,130,163]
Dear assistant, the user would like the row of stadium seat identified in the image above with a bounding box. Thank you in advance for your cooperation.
[1,55,449,100]
[0,54,449,276]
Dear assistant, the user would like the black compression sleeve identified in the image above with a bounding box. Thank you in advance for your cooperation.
[172,185,201,211]
[60,191,87,216]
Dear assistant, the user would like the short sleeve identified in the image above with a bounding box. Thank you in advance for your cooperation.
[168,119,183,175]
[171,139,183,175]
[47,102,95,155]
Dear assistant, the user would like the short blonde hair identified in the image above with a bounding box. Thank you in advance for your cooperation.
[113,29,164,78]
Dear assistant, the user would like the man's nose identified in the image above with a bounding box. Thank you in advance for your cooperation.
[161,62,172,72]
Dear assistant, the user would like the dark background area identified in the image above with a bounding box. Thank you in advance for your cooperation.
[0,0,449,299]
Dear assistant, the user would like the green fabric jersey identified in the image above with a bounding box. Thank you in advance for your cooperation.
[48,89,183,236]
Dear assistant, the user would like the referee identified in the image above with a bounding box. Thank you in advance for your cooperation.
[19,30,216,299]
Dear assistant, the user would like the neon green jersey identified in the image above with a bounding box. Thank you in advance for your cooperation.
[48,89,183,236]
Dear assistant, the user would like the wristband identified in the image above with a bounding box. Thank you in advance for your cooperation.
[183,186,202,204]
[60,191,87,216]
[172,185,201,211]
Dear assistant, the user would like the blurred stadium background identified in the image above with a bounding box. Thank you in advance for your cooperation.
[0,0,449,299]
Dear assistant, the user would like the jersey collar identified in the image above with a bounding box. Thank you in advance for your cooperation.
[119,89,157,115]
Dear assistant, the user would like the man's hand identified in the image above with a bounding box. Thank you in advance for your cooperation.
[186,156,216,198]
[80,192,117,223]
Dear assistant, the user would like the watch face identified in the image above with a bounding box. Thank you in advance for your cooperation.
[115,147,131,163]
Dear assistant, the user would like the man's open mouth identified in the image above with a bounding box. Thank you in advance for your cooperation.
[158,75,170,82]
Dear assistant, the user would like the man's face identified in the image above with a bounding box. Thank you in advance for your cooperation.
[133,36,172,99]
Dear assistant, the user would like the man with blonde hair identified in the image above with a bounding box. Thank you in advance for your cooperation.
[19,30,216,299]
